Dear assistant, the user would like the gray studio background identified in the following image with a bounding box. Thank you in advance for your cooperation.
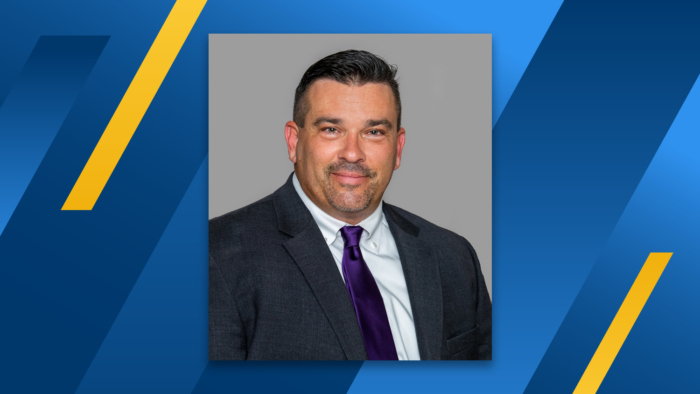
[209,34,492,295]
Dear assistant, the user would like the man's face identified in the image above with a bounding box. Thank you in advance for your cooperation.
[285,79,406,223]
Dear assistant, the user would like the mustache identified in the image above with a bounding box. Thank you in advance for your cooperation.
[325,161,377,179]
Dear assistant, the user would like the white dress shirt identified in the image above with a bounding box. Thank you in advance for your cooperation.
[292,173,420,360]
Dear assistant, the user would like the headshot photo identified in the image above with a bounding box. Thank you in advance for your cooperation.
[209,34,492,360]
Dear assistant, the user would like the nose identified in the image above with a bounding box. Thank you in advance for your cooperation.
[338,131,365,163]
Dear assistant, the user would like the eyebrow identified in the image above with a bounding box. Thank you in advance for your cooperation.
[312,117,343,127]
[311,117,394,130]
[365,118,393,130]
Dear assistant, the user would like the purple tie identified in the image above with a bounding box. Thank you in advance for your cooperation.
[340,225,399,360]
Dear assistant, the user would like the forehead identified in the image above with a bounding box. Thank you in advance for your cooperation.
[305,79,397,122]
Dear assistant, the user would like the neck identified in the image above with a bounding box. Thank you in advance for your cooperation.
[320,201,381,225]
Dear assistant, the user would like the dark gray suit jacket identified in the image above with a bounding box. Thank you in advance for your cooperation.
[209,174,492,360]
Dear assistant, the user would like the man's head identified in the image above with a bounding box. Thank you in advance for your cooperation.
[293,50,402,131]
[284,50,406,224]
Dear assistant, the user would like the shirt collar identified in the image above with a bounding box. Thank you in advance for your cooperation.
[292,172,383,246]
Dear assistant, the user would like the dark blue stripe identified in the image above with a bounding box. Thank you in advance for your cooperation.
[593,76,700,393]
[76,158,209,393]
[513,1,700,392]
[192,361,364,394]
[0,36,108,235]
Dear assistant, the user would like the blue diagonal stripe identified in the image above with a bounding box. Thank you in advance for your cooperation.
[527,76,700,394]
[592,75,700,394]
[192,361,363,394]
[76,157,208,393]
[0,36,108,236]
[521,0,700,392]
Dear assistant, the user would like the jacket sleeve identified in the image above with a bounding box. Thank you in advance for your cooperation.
[209,253,247,360]
[464,237,492,360]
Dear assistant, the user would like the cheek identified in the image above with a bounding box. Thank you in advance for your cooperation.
[298,142,328,177]
[308,141,338,165]
[367,145,396,172]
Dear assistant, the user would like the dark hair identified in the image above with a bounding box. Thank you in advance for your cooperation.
[293,49,401,130]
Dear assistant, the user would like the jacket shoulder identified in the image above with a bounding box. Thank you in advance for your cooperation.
[384,203,472,249]
[209,193,277,259]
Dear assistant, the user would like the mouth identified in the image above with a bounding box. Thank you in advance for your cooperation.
[331,172,368,186]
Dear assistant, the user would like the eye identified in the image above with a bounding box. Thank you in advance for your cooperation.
[324,127,338,133]
[368,129,383,136]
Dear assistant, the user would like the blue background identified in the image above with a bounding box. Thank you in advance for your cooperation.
[1,0,699,392]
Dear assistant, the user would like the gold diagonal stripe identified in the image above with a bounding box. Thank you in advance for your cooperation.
[62,0,207,210]
[573,252,672,394]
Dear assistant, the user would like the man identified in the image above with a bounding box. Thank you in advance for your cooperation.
[209,49,491,360]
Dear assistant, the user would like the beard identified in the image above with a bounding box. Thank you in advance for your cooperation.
[321,161,379,213]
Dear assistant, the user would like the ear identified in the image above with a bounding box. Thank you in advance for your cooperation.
[394,127,406,170]
[285,121,300,163]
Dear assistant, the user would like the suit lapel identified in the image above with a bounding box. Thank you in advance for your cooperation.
[282,225,368,360]
[384,204,443,360]
[274,174,367,360]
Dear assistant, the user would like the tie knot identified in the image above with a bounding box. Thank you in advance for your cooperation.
[340,225,364,248]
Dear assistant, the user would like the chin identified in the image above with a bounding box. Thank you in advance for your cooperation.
[330,192,372,213]
[331,179,364,190]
